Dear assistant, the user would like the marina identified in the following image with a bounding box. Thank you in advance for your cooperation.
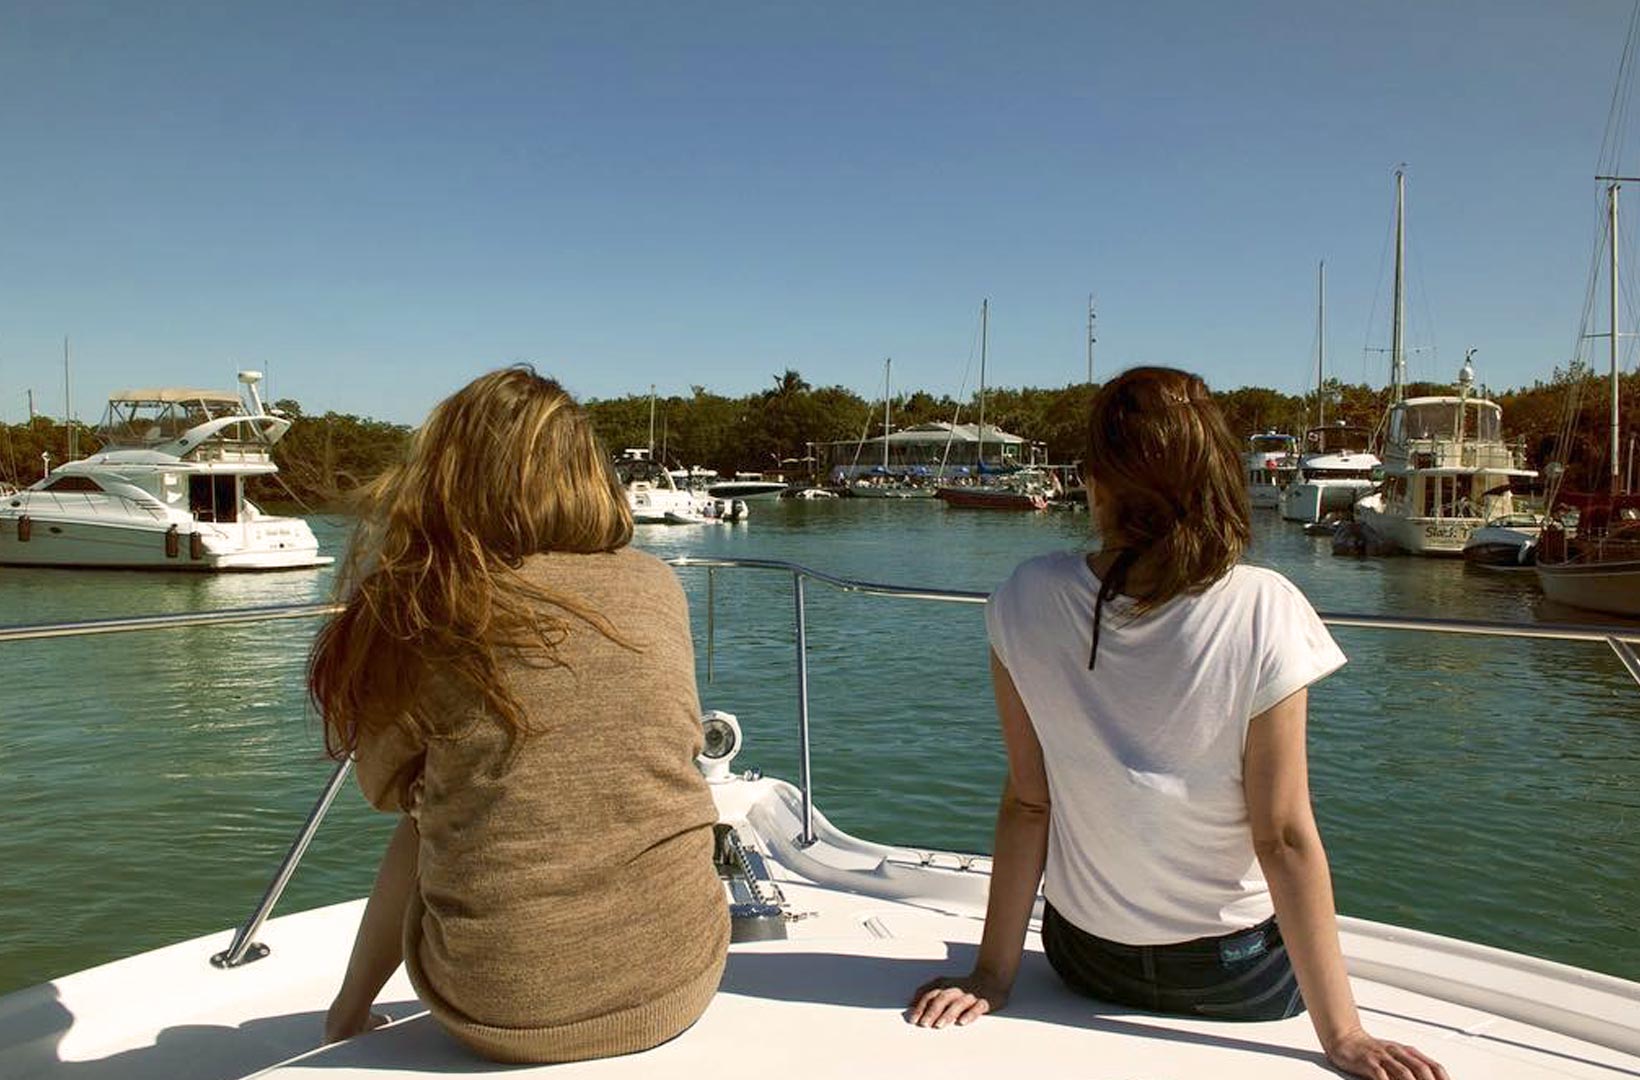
[5,5,1640,1077]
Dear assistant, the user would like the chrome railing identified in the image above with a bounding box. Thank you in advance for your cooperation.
[3,555,1639,969]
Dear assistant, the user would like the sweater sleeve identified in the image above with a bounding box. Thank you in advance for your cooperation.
[353,718,426,814]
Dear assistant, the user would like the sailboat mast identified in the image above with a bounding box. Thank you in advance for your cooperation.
[62,336,75,461]
[1318,261,1326,429]
[1392,170,1406,404]
[1610,183,1622,495]
[977,299,988,473]
[883,357,891,473]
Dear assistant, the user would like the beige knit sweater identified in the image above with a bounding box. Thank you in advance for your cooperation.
[354,548,728,1063]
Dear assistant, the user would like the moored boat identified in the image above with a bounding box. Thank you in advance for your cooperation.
[934,478,1050,511]
[0,372,331,572]
[1351,173,1535,556]
[1279,425,1377,524]
[1462,512,1543,569]
[1533,182,1640,616]
[617,450,748,524]
[1244,432,1298,509]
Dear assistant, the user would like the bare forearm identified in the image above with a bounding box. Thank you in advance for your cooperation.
[974,797,1050,989]
[335,815,419,1009]
[1258,827,1361,1052]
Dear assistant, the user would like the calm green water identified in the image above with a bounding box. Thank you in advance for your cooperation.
[1,502,1637,997]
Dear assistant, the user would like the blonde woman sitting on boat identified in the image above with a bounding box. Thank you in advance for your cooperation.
[909,367,1447,1080]
[310,366,727,1063]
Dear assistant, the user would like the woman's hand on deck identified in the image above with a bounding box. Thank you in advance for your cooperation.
[907,971,1010,1028]
[322,1001,390,1045]
[1325,1027,1449,1080]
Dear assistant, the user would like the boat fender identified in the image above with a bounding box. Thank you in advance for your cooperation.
[165,525,180,558]
[189,531,205,561]
[17,515,30,542]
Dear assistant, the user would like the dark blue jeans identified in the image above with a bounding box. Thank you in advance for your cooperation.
[1041,901,1305,1021]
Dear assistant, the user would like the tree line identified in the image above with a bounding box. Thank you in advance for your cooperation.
[1,368,1635,509]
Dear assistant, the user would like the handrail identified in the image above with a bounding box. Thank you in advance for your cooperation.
[4,554,1639,969]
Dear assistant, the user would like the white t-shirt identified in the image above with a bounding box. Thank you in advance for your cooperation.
[985,551,1346,946]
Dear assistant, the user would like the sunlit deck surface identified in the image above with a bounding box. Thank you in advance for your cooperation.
[7,779,1639,1079]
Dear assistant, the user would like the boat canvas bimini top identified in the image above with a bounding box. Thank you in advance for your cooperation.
[1,558,1638,1079]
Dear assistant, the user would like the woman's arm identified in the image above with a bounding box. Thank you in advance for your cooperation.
[1246,689,1448,1080]
[909,650,1051,1028]
[324,814,420,1044]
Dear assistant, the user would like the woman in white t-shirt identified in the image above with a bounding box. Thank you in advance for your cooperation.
[909,367,1447,1080]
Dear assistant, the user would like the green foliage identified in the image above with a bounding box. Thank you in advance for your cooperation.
[6,370,1636,500]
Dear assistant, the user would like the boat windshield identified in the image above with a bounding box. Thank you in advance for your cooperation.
[615,458,674,488]
[1248,434,1294,455]
[1393,401,1501,443]
[1306,426,1370,454]
[100,394,247,447]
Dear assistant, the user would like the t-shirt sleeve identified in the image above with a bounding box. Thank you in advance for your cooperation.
[353,718,426,814]
[984,572,1020,672]
[1249,577,1348,718]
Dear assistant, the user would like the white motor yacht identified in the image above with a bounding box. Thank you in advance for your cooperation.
[1244,432,1298,509]
[618,451,748,524]
[1,559,1639,1079]
[1279,425,1378,524]
[0,373,331,572]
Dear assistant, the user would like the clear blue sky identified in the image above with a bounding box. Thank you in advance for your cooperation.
[0,0,1634,424]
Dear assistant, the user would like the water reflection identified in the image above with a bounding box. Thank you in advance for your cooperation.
[0,503,1635,996]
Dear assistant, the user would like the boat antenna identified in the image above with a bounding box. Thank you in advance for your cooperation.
[1086,293,1097,385]
[647,384,656,456]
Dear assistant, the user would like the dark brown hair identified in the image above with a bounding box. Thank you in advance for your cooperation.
[1085,366,1251,612]
[308,365,634,761]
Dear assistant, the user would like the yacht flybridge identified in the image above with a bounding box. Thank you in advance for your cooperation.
[2,557,1638,1080]
[0,373,331,571]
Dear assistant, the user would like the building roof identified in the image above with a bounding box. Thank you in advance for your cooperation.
[857,422,1027,447]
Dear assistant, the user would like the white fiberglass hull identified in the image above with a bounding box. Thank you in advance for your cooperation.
[5,775,1639,1080]
[1280,478,1374,523]
[1535,559,1640,617]
[1248,482,1283,509]
[0,512,330,571]
[1355,501,1481,557]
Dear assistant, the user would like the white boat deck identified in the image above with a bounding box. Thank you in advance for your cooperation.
[5,778,1639,1080]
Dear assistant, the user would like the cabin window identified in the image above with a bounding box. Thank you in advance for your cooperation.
[189,475,240,523]
[43,476,103,493]
[1421,477,1438,518]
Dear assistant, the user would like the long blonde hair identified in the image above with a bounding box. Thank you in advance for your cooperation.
[1085,366,1250,612]
[308,365,634,760]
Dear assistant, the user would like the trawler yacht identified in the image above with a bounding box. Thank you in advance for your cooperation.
[1279,425,1378,524]
[1354,361,1536,556]
[0,372,330,571]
